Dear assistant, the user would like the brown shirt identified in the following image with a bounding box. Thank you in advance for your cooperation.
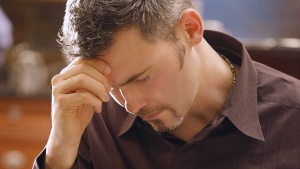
[33,30,300,169]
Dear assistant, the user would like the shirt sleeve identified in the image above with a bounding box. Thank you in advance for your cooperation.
[32,148,81,169]
[32,131,92,169]
[32,148,46,169]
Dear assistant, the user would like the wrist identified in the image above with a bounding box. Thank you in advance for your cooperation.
[45,134,80,169]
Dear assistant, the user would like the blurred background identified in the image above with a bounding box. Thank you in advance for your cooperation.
[0,0,299,168]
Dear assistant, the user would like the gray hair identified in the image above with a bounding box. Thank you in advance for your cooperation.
[58,0,193,59]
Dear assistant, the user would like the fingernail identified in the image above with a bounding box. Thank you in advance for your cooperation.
[102,65,111,75]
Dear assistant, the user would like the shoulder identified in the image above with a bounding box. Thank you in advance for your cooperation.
[254,61,300,109]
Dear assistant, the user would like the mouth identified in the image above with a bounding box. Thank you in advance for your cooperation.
[143,110,163,121]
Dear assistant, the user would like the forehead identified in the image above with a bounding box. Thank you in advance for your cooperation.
[98,28,157,86]
[103,28,151,63]
[98,28,178,87]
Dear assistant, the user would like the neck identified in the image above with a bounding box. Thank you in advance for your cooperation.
[170,40,235,142]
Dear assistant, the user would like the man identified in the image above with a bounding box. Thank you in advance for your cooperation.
[34,0,300,168]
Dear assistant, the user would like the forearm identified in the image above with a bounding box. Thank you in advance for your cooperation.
[42,59,111,168]
[45,133,80,169]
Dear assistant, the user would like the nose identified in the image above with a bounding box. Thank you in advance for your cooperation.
[119,87,148,114]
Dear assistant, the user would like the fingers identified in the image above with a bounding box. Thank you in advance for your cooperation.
[46,58,109,166]
[57,63,111,92]
[53,73,110,102]
[52,58,111,113]
[54,91,103,113]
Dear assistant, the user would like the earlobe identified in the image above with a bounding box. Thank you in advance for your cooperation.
[178,8,204,46]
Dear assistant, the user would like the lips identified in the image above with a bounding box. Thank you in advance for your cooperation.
[143,110,163,121]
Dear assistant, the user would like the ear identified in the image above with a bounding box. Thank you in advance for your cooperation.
[178,8,204,46]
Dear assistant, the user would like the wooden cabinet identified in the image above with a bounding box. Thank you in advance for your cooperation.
[248,47,300,80]
[0,98,51,169]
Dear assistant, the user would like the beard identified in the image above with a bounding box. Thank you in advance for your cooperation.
[137,104,184,132]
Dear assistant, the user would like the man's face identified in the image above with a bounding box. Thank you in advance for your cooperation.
[99,28,199,132]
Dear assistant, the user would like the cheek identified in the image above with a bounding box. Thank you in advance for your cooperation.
[146,71,182,102]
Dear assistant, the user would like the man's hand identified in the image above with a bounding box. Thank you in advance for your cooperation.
[45,58,111,169]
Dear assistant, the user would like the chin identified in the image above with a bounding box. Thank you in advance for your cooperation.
[148,117,184,133]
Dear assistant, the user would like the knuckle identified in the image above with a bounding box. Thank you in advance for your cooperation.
[59,67,67,74]
[73,75,85,85]
[76,63,86,72]
[75,63,86,72]
[52,86,59,94]
[51,74,61,85]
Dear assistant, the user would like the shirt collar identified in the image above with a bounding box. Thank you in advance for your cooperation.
[118,30,265,141]
[118,113,136,137]
[205,30,264,141]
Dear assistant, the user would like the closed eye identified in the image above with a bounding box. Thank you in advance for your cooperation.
[136,75,150,83]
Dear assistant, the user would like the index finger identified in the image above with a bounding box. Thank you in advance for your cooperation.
[62,57,111,76]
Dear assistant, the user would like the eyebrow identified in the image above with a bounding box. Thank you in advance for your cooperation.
[118,67,150,87]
